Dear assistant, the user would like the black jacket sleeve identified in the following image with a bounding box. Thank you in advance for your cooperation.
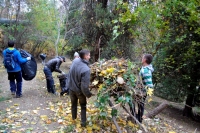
[81,70,92,98]
[54,60,62,73]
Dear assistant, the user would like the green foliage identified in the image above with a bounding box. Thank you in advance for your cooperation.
[94,60,138,119]
[152,0,200,101]
[0,96,11,102]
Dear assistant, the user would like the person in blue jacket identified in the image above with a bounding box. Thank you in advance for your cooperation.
[2,41,31,98]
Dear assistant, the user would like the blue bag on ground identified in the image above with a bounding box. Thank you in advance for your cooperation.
[20,49,37,81]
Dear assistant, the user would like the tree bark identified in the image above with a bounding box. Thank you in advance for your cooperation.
[108,100,122,133]
[145,102,168,118]
[183,94,194,117]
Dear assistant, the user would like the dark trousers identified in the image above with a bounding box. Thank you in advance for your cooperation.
[8,71,22,96]
[43,66,55,93]
[130,96,146,123]
[69,90,87,124]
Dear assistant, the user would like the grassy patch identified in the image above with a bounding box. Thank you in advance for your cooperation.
[0,96,11,102]
[63,124,75,132]
[0,124,7,130]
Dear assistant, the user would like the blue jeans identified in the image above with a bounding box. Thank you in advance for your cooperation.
[8,71,22,96]
[43,66,55,93]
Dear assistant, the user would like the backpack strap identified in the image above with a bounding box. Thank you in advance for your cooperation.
[5,50,17,62]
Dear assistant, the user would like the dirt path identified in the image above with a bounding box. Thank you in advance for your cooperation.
[146,96,200,133]
[0,59,72,132]
[0,58,199,133]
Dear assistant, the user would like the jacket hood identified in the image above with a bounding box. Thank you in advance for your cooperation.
[6,48,17,53]
[145,64,154,72]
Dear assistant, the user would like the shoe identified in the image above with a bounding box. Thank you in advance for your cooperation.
[54,92,60,96]
[11,92,16,95]
[81,122,86,127]
[16,95,22,98]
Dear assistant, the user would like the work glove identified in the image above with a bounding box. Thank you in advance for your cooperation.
[26,57,31,61]
[61,71,65,75]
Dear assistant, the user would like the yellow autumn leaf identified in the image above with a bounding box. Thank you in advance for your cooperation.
[11,130,17,133]
[40,115,48,121]
[118,69,126,73]
[76,127,83,132]
[31,122,37,125]
[128,121,135,128]
[98,84,103,91]
[148,98,152,103]
[106,67,115,73]
[147,88,154,96]
[92,124,100,130]
[14,104,19,106]
[118,118,126,125]
[99,70,106,76]
[92,80,99,85]
[32,110,38,114]
[118,62,122,66]
[50,130,58,133]
[86,126,93,131]
[112,124,116,130]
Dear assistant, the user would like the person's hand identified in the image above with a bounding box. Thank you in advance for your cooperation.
[26,57,31,61]
[88,93,95,98]
[61,71,65,75]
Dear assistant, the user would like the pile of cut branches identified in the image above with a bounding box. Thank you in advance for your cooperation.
[89,58,153,132]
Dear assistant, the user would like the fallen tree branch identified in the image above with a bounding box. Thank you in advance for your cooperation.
[108,100,122,133]
[122,105,148,132]
[145,102,168,118]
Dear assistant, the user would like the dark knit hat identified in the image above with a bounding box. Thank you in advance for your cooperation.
[60,56,65,62]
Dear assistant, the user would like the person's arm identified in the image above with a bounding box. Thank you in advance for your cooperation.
[81,70,92,98]
[54,60,62,73]
[16,51,27,64]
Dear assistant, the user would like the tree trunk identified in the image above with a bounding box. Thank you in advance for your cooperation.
[183,94,194,117]
[145,102,168,118]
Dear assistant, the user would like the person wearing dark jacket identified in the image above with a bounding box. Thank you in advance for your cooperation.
[43,56,65,94]
[69,49,93,127]
[2,41,30,98]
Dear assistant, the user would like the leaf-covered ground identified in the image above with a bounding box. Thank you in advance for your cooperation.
[0,59,199,133]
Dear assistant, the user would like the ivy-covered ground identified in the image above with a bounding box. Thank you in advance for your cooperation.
[0,59,199,133]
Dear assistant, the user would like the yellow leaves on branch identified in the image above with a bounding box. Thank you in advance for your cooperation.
[106,67,115,73]
[147,88,154,96]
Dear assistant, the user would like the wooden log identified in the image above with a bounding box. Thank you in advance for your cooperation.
[122,106,148,132]
[145,102,168,118]
[108,100,122,133]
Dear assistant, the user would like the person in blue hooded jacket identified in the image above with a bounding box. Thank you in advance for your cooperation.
[2,41,31,98]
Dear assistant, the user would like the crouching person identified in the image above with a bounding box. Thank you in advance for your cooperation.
[43,56,65,94]
[69,49,93,127]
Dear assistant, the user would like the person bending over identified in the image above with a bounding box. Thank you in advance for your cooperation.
[43,56,65,94]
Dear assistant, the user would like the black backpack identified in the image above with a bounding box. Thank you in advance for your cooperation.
[3,51,16,70]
